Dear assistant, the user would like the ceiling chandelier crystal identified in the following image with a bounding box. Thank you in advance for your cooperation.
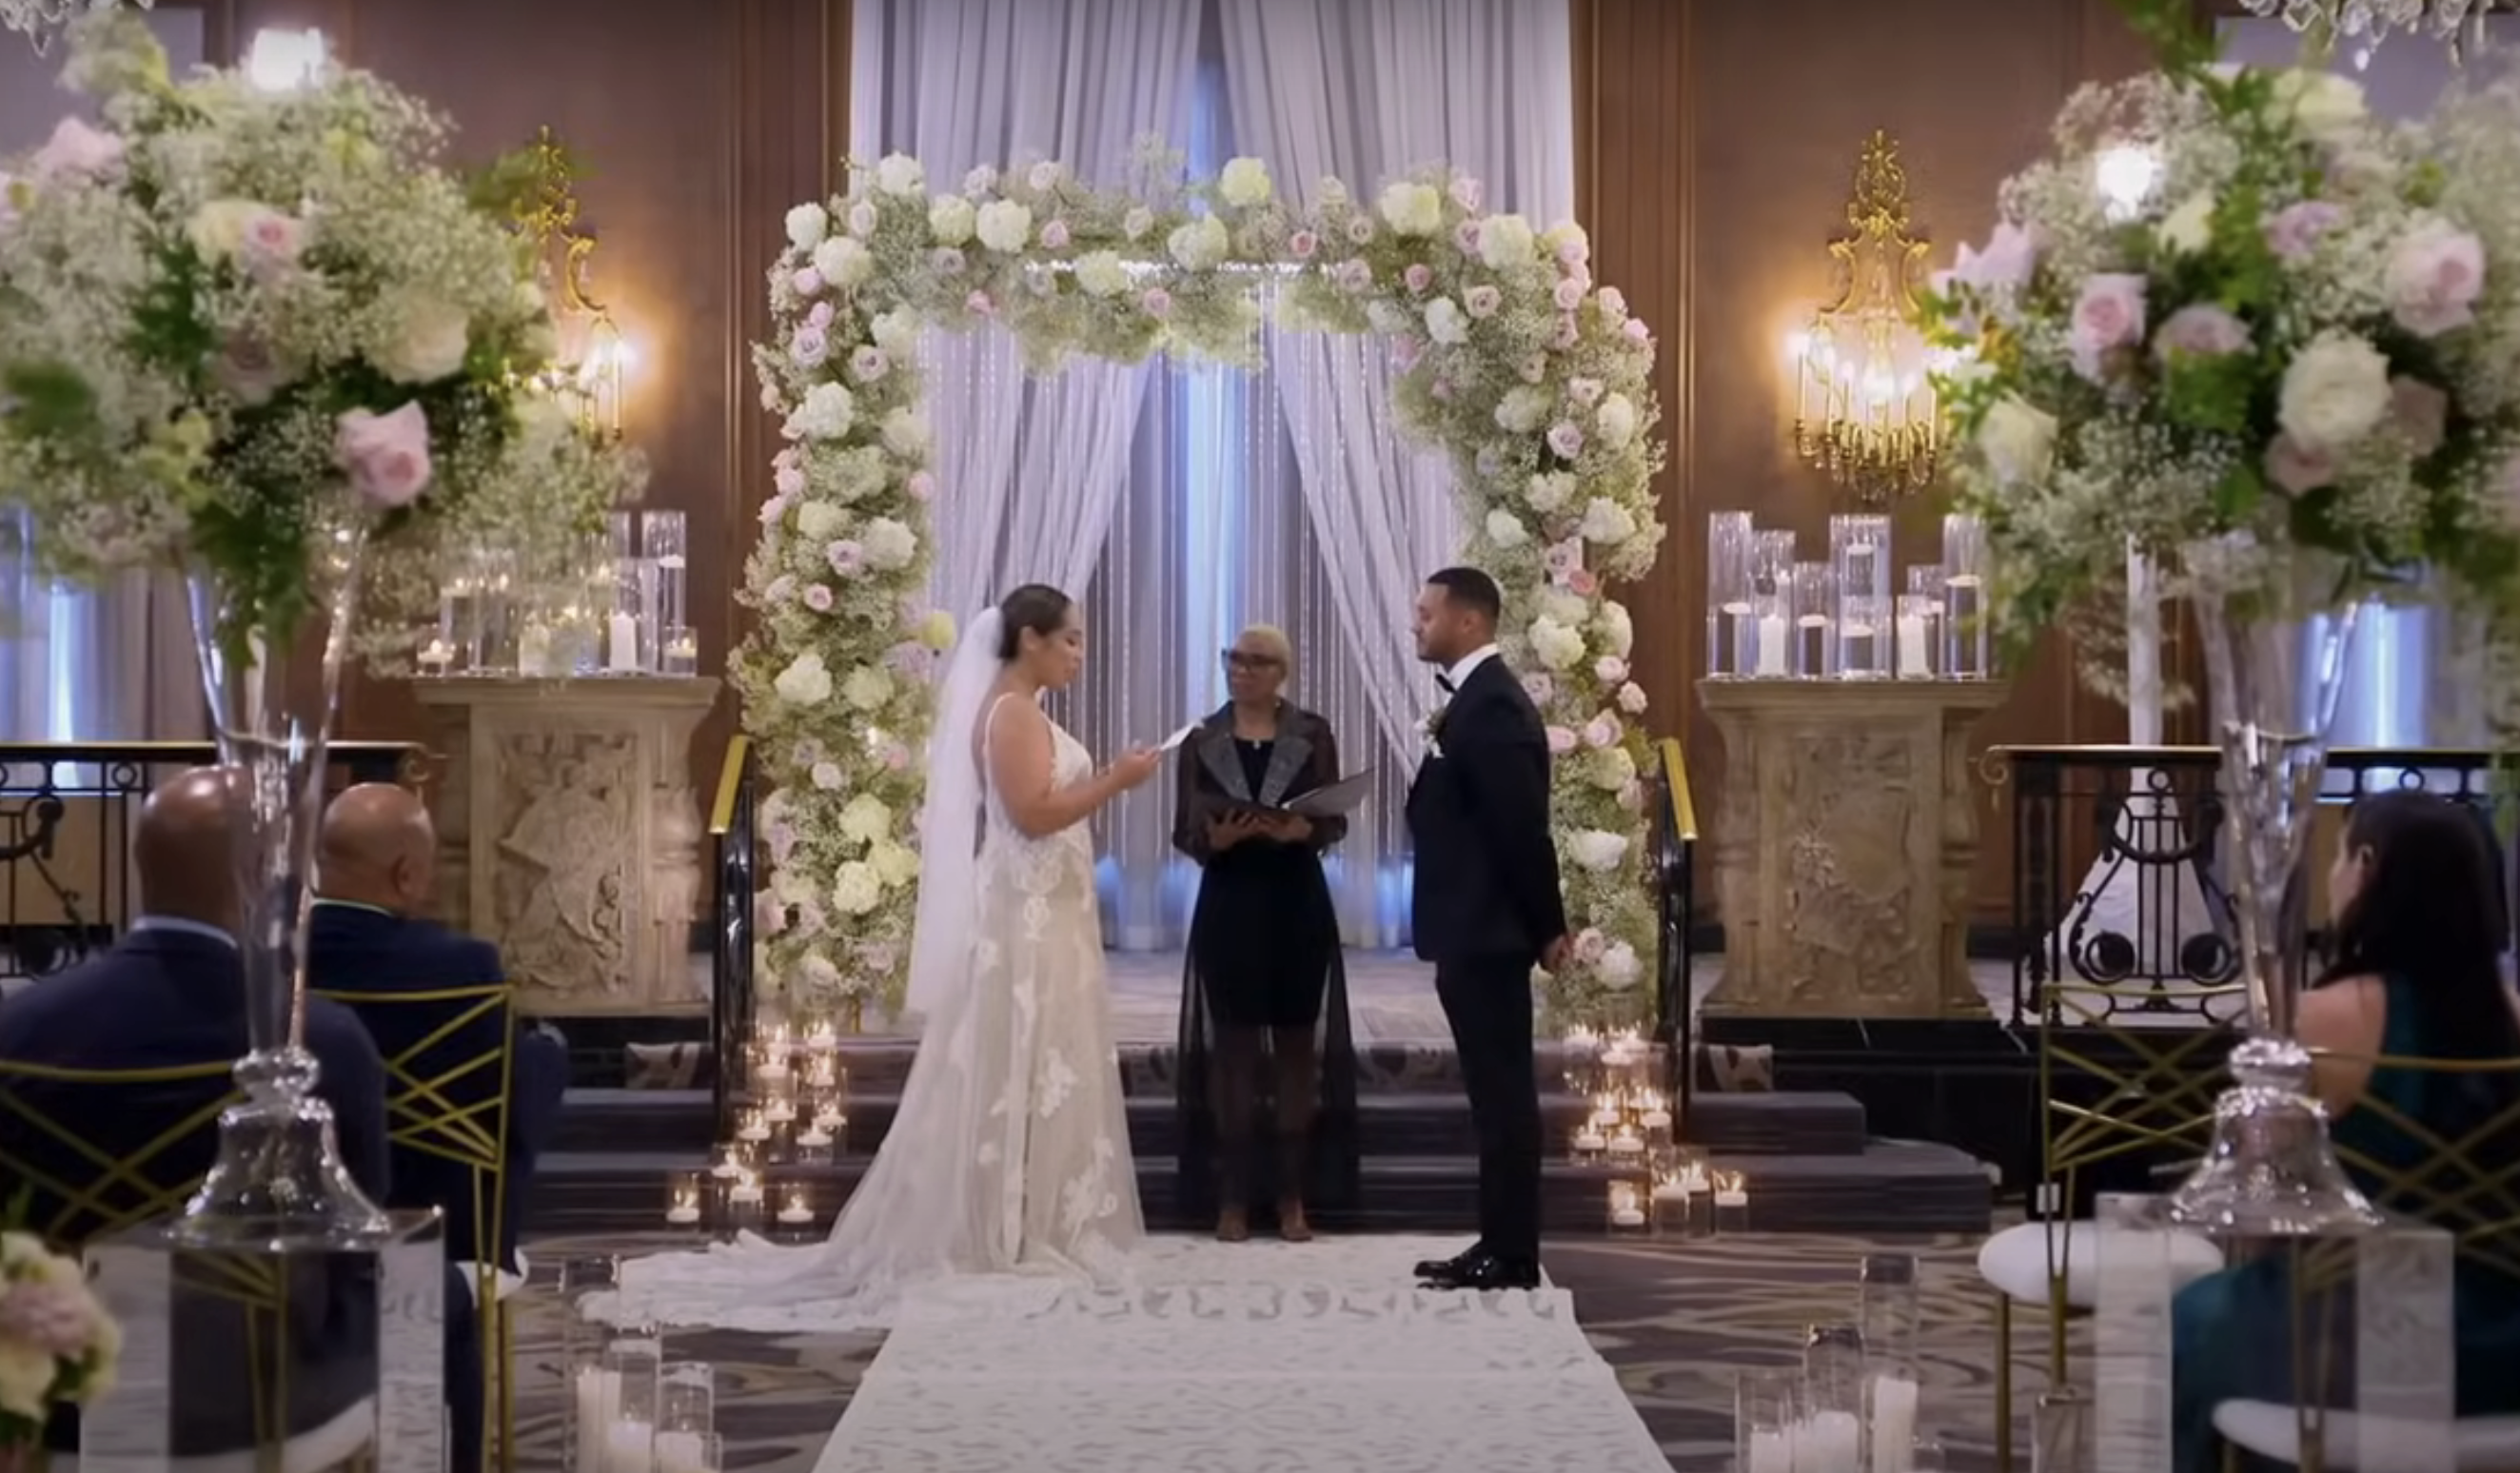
[2242,0,2511,63]
[2,0,147,55]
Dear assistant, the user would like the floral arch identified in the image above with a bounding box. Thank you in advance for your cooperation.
[740,150,1668,1023]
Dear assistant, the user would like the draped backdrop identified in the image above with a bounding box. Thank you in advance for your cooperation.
[849,0,1574,951]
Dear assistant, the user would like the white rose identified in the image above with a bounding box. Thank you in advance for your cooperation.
[880,407,931,458]
[1496,385,1552,435]
[2277,332,2392,450]
[783,381,856,442]
[1567,829,1629,872]
[2156,189,2215,257]
[785,203,830,248]
[1477,212,1535,270]
[2273,69,2367,145]
[1074,249,1131,297]
[1528,617,1585,671]
[812,235,874,288]
[1596,942,1643,990]
[842,663,894,711]
[1365,300,1410,336]
[1167,214,1230,271]
[794,501,844,539]
[1579,497,1637,544]
[1425,298,1470,345]
[1617,681,1648,715]
[874,152,926,197]
[1123,206,1155,241]
[1597,599,1635,658]
[831,861,883,915]
[871,308,923,357]
[1595,392,1639,448]
[1974,395,2057,486]
[1378,181,1444,237]
[773,652,834,705]
[927,193,975,246]
[1028,160,1064,192]
[1485,508,1531,548]
[975,199,1034,253]
[810,761,846,791]
[1217,156,1273,207]
[860,516,917,569]
[838,793,892,844]
[1526,471,1576,512]
[372,295,469,384]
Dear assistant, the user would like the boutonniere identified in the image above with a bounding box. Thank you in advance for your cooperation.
[1419,702,1449,756]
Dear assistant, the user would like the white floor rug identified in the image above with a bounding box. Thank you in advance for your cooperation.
[810,1235,1673,1473]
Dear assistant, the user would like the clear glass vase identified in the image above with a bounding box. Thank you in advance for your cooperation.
[2168,540,2378,1234]
[176,505,392,1246]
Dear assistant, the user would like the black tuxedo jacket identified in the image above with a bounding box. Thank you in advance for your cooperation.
[1406,656,1568,966]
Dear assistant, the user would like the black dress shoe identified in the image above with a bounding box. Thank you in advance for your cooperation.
[1421,1252,1542,1291]
[1412,1245,1483,1280]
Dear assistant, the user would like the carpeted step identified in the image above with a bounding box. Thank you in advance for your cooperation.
[1684,1091,1869,1155]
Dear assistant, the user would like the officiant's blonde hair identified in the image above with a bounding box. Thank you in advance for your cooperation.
[1235,623,1294,680]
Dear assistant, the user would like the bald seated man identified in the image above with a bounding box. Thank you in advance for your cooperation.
[308,782,570,1270]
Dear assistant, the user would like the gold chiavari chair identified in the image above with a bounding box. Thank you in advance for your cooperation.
[315,982,518,1473]
[1976,977,2243,1471]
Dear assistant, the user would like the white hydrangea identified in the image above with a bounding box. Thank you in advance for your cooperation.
[927,194,975,246]
[783,382,856,442]
[1477,212,1535,269]
[1167,215,1230,271]
[874,152,926,197]
[975,199,1033,253]
[860,516,917,569]
[1074,250,1131,298]
[1378,181,1443,236]
[837,793,893,845]
[842,663,894,711]
[1528,616,1586,671]
[785,203,829,248]
[773,652,833,706]
[1485,508,1531,548]
[1567,830,1630,872]
[831,861,883,915]
[1217,157,1273,208]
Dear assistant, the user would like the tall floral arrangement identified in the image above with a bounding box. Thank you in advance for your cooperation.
[748,148,1664,1022]
[0,1230,119,1458]
[0,10,642,655]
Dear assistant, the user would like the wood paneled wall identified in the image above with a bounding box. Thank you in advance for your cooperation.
[1575,0,2162,921]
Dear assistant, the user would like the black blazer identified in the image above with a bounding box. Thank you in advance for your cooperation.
[1406,656,1567,965]
[1172,702,1348,861]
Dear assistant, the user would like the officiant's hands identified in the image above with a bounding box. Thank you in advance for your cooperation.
[1259,813,1312,843]
[1207,810,1263,850]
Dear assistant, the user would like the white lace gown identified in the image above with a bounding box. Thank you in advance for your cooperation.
[603,700,1144,1333]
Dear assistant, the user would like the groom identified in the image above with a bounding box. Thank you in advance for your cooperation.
[1406,567,1568,1292]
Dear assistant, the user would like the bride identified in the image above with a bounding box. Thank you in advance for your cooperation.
[605,583,1162,1330]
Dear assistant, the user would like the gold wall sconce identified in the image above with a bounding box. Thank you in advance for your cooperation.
[1785,131,1953,504]
[511,127,629,442]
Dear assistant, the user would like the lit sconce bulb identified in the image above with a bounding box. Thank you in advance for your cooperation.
[245,28,328,91]
[2093,145,2158,223]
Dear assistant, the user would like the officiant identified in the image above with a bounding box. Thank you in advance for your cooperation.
[1173,624,1363,1242]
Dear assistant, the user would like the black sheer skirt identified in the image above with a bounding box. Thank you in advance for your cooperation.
[1175,840,1361,1226]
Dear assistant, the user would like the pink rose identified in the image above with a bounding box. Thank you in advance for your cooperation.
[2152,303,2252,363]
[1584,714,1622,749]
[790,326,829,366]
[1289,230,1318,260]
[766,818,798,863]
[1573,928,1607,963]
[1404,263,1433,295]
[1465,285,1502,319]
[907,471,935,501]
[755,893,787,937]
[2068,272,2148,382]
[1518,353,1547,384]
[1449,176,1484,212]
[932,247,966,275]
[795,897,828,936]
[850,346,890,382]
[1346,217,1374,245]
[2387,221,2486,338]
[1621,318,1649,344]
[1455,220,1484,256]
[1521,672,1555,705]
[30,116,122,179]
[1544,540,1583,579]
[1951,221,2038,294]
[1333,259,1371,293]
[2391,376,2449,457]
[2265,434,2337,496]
[827,540,865,576]
[1567,377,1605,406]
[1545,724,1580,756]
[1040,219,1072,250]
[1430,377,1453,402]
[1557,235,1589,268]
[1553,315,1581,349]
[774,464,806,496]
[1547,421,1586,459]
[1600,286,1628,318]
[792,267,825,296]
[807,301,835,328]
[848,200,878,236]
[1566,567,1600,595]
[802,582,835,612]
[237,208,306,280]
[966,289,994,316]
[1141,286,1172,318]
[1553,278,1585,311]
[212,334,291,406]
[1595,655,1629,684]
[333,403,433,509]
[882,741,911,771]
[1391,337,1423,370]
[2264,201,2344,262]
[765,575,797,604]
[757,495,789,526]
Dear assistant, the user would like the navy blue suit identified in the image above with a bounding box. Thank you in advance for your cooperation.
[0,925,482,1468]
[307,900,568,1268]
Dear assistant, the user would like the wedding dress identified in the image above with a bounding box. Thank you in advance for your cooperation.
[598,610,1143,1333]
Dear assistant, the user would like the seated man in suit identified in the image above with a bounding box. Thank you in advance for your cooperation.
[309,782,569,1268]
[0,767,482,1471]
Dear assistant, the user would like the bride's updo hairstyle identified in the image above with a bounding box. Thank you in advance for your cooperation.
[996,583,1074,660]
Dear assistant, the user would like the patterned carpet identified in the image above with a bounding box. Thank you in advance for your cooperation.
[514,1228,2075,1472]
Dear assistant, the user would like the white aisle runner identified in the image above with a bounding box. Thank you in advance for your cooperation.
[810,1235,1674,1473]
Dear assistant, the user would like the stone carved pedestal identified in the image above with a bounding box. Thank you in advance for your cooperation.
[410,677,719,1015]
[1696,678,2010,1019]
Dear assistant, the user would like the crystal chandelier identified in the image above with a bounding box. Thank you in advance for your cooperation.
[2242,0,2512,63]
[2,0,148,55]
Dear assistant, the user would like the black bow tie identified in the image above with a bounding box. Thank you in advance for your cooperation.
[1436,673,1457,695]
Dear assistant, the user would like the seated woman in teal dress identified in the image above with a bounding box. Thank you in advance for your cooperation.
[2174,790,2520,1471]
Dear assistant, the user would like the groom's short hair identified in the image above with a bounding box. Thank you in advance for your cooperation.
[1427,566,1503,626]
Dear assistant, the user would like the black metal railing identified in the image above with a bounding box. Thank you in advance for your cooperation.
[0,740,423,984]
[707,735,759,1133]
[1993,744,2510,1026]
[1651,738,1700,1115]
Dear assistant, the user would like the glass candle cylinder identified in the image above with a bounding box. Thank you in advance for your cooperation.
[1839,589,1890,679]
[1801,1323,1868,1470]
[1736,1369,1800,1473]
[777,1182,817,1235]
[654,1431,721,1473]
[644,509,696,677]
[1830,513,1892,606]
[1705,510,1756,678]
[1941,514,1992,678]
[1637,1090,1675,1147]
[567,1352,617,1473]
[664,1169,703,1229]
[1858,1252,1922,1380]
[2032,1388,2090,1473]
[1712,1169,1751,1233]
[1605,1178,1648,1234]
[1894,593,1939,679]
[602,1333,664,1473]
[1791,561,1839,678]
[724,1169,768,1239]
[1749,530,1797,678]
[1647,1160,1696,1235]
[659,1361,714,1433]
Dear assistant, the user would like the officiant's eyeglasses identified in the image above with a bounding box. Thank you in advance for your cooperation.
[1222,649,1283,671]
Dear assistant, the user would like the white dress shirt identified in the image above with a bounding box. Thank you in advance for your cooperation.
[1443,642,1501,692]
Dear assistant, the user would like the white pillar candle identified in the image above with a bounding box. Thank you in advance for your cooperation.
[776,1204,814,1225]
[1650,1180,1691,1204]
[1747,1427,1795,1473]
[736,1121,771,1144]
[1896,614,1929,677]
[1606,1134,1644,1158]
[517,623,554,678]
[1755,614,1789,676]
[729,1180,764,1207]
[797,1127,834,1149]
[1640,1109,1673,1132]
[607,1419,656,1473]
[1794,1410,1862,1473]
[1572,1129,1607,1152]
[663,1203,700,1227]
[654,1432,711,1473]
[607,612,640,673]
[1868,1375,1920,1473]
[1715,1188,1749,1208]
[1610,1208,1646,1228]
[572,1368,620,1473]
